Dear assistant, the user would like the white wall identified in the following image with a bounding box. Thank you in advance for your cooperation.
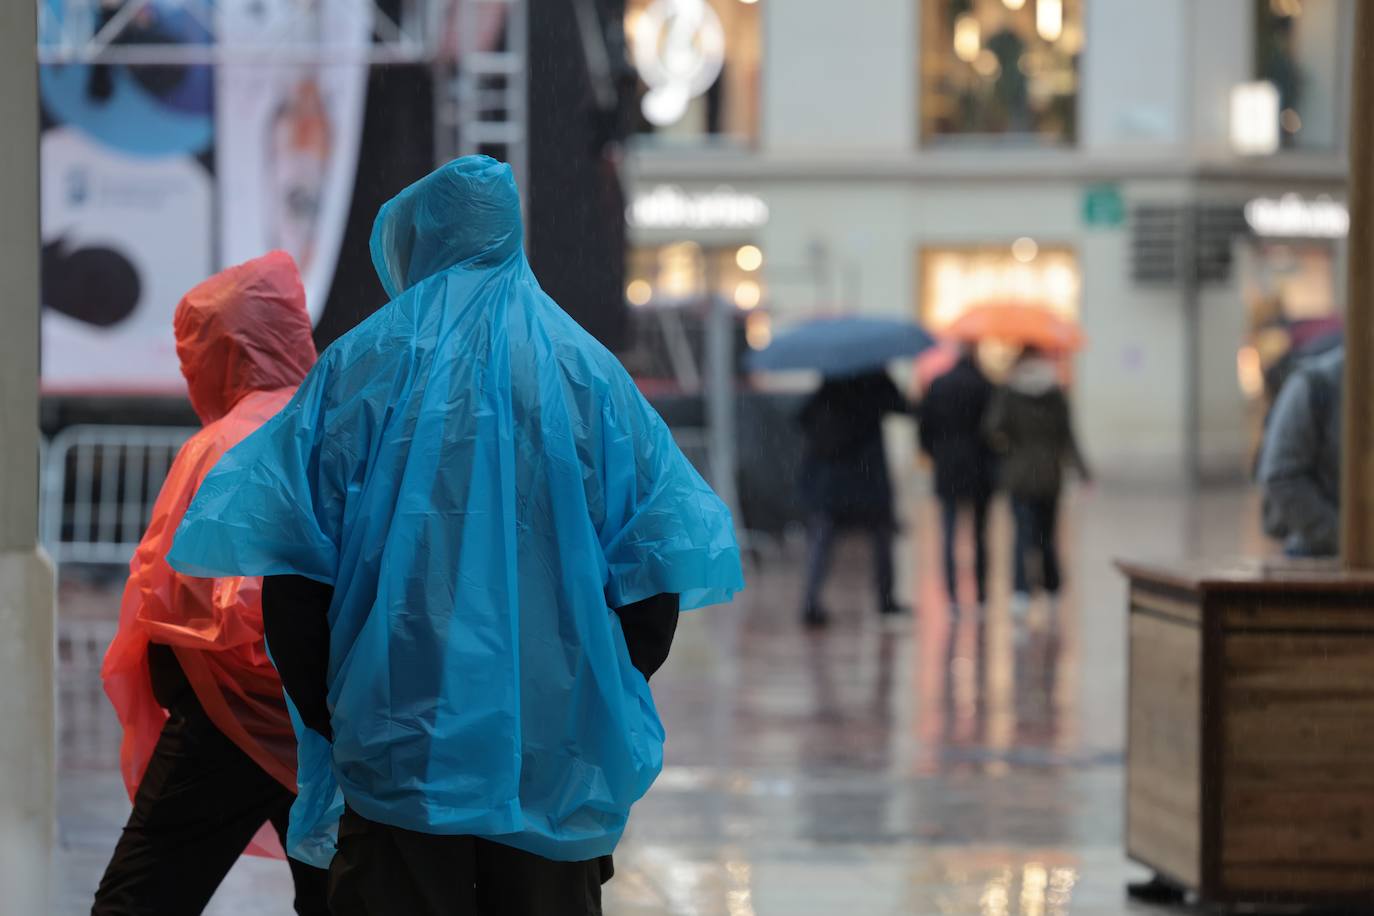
[1075,203,1189,479]
[1196,245,1254,479]
[762,0,914,153]
[1080,0,1189,151]
[757,182,913,323]
[1188,0,1255,155]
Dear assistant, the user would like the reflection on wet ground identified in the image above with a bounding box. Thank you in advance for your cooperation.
[54,486,1263,914]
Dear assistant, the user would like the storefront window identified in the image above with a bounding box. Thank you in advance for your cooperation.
[919,243,1080,327]
[1255,0,1343,150]
[625,0,762,146]
[917,243,1081,379]
[919,0,1082,146]
[621,241,766,385]
[627,241,766,310]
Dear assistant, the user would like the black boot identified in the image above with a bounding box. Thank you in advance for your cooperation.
[802,603,830,628]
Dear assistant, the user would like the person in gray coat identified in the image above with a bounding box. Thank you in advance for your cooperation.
[1257,346,1344,557]
[983,347,1091,607]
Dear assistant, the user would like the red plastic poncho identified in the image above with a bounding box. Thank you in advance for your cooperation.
[101,250,317,857]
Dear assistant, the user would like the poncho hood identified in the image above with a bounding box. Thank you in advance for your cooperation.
[369,155,523,297]
[173,250,316,424]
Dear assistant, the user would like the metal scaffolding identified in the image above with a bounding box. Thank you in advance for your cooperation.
[35,0,446,65]
[34,0,530,182]
[433,0,528,205]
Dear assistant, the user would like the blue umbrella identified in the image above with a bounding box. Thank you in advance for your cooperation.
[747,316,935,376]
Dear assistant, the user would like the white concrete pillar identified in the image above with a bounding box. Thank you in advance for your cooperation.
[0,2,56,912]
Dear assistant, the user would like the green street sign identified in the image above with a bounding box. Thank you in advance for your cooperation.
[1083,183,1126,228]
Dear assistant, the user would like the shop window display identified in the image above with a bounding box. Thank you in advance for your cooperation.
[621,241,768,382]
[627,241,766,310]
[920,0,1081,145]
[1256,0,1343,151]
[916,243,1081,383]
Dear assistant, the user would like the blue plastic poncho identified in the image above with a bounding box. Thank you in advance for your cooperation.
[167,156,744,867]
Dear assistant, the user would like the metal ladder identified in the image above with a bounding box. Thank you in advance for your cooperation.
[435,0,528,201]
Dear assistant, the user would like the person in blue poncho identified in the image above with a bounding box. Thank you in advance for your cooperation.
[168,155,744,916]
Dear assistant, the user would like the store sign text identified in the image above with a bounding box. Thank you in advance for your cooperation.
[629,185,769,230]
[1244,194,1348,239]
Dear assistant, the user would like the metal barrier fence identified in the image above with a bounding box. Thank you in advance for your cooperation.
[41,425,196,571]
[58,617,121,771]
[39,423,733,572]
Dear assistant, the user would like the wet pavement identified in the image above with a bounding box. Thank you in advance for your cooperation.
[54,484,1266,914]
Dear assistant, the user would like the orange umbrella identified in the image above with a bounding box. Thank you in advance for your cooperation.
[944,304,1084,352]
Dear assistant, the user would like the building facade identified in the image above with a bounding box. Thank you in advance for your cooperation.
[622,0,1353,482]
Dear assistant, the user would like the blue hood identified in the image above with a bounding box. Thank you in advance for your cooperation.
[369,155,524,297]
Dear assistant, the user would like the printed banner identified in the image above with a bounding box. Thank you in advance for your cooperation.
[39,1,216,393]
[214,0,372,324]
[39,0,372,393]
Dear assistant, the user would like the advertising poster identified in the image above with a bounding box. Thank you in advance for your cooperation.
[214,0,371,324]
[39,0,371,393]
[39,0,215,393]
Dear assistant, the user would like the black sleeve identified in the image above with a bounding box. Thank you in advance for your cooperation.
[918,386,938,455]
[878,374,913,416]
[612,593,679,681]
[262,574,335,741]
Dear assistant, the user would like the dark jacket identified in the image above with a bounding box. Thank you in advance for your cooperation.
[919,355,997,501]
[983,359,1089,500]
[1257,346,1343,557]
[798,372,910,527]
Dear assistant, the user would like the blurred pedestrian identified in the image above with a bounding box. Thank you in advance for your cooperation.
[1258,345,1343,557]
[94,252,328,915]
[1252,327,1342,474]
[168,157,744,916]
[798,370,913,626]
[984,347,1091,614]
[919,345,996,610]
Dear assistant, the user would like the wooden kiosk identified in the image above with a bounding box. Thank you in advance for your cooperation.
[1120,559,1374,905]
[1120,7,1374,906]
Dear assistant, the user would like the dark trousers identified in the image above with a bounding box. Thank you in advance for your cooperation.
[940,495,990,605]
[328,807,611,916]
[1012,496,1062,596]
[92,700,330,916]
[803,514,895,611]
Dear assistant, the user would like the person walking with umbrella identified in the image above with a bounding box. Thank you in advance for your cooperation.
[748,316,932,627]
[797,370,914,626]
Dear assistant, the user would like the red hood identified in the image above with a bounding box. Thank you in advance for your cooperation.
[173,251,318,424]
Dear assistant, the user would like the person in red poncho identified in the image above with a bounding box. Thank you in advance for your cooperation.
[93,251,330,916]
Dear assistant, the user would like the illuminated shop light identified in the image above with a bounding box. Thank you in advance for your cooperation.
[735,244,763,271]
[1230,81,1281,156]
[954,14,982,63]
[631,0,726,126]
[626,279,653,306]
[1036,0,1063,41]
[734,280,762,310]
